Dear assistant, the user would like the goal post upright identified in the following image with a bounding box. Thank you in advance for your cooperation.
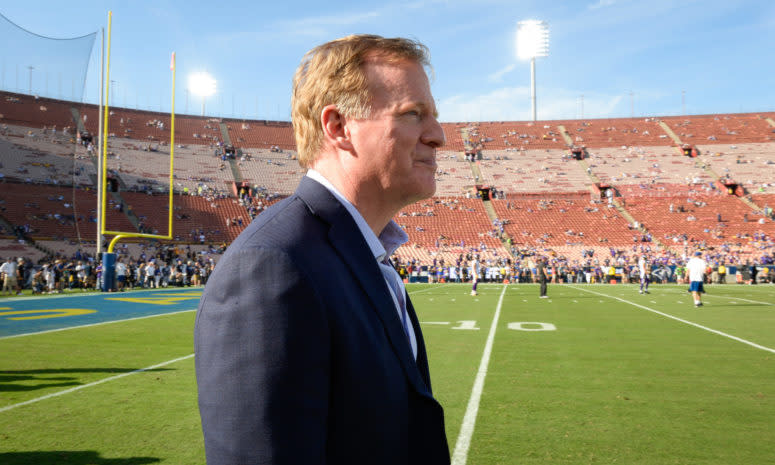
[99,10,176,291]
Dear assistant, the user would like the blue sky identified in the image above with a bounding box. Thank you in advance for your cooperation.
[2,0,774,122]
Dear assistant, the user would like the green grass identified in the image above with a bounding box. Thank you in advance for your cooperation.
[1,283,774,464]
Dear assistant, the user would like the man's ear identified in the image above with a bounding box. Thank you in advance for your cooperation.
[321,104,354,152]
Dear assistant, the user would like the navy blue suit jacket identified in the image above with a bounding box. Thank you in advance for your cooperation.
[195,176,449,464]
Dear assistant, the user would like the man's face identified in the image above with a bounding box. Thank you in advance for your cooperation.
[346,58,445,209]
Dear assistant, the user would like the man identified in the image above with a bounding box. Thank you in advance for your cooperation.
[675,262,686,284]
[115,258,128,291]
[638,254,650,294]
[686,251,706,307]
[537,257,549,298]
[32,266,46,294]
[195,35,449,465]
[470,254,480,296]
[0,257,18,295]
[749,260,758,285]
[144,260,156,289]
[75,260,87,290]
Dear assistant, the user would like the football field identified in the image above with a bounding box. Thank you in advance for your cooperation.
[1,283,773,464]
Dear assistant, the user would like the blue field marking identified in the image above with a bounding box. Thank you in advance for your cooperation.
[0,288,203,338]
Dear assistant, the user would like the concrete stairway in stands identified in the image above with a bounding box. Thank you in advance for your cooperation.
[557,125,603,198]
[220,121,243,184]
[85,171,142,233]
[570,134,668,250]
[231,149,244,184]
[219,122,232,146]
[557,125,573,147]
[658,121,682,145]
[0,214,56,258]
[691,143,765,214]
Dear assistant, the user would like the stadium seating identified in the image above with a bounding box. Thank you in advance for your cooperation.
[0,183,134,241]
[554,117,671,148]
[0,126,96,186]
[696,142,775,194]
[0,91,76,129]
[1,90,773,266]
[661,113,775,145]
[491,194,634,247]
[238,149,304,196]
[0,238,48,262]
[586,145,714,187]
[224,119,295,150]
[478,149,590,193]
[394,197,502,248]
[121,192,248,243]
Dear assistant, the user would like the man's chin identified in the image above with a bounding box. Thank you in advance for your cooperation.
[410,181,436,203]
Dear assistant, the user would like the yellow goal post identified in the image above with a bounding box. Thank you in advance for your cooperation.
[100,11,176,254]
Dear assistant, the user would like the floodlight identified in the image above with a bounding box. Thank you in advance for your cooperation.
[516,20,549,121]
[189,72,216,116]
[516,20,549,60]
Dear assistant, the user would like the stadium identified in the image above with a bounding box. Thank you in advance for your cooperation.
[1,4,774,465]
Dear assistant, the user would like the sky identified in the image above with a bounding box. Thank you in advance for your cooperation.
[2,0,774,122]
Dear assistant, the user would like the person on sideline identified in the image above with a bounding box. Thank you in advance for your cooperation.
[638,254,650,294]
[470,254,480,296]
[537,257,549,298]
[0,257,19,295]
[194,35,449,465]
[686,251,707,307]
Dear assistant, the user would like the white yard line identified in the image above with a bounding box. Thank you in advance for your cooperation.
[451,284,508,465]
[0,353,194,413]
[658,287,775,306]
[0,309,196,340]
[408,285,445,295]
[569,285,775,354]
[699,294,775,306]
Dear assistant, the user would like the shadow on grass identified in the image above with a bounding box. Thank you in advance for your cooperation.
[0,368,173,392]
[0,451,160,465]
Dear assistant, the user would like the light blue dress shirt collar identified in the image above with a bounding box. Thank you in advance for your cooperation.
[306,169,409,261]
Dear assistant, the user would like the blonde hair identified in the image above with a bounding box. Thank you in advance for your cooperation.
[291,34,430,168]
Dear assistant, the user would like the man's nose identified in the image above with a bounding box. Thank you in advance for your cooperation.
[422,116,445,149]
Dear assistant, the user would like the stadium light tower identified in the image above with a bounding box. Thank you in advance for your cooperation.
[27,65,34,95]
[516,20,549,121]
[189,72,216,117]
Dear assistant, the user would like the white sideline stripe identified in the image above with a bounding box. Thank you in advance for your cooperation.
[569,286,775,354]
[0,353,194,413]
[0,309,197,340]
[451,284,508,465]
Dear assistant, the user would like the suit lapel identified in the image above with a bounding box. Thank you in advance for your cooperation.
[296,177,432,398]
[406,296,432,392]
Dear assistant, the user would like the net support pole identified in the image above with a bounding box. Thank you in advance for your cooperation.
[530,56,537,122]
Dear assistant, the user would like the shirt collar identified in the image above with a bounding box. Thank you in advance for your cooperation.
[306,169,408,262]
